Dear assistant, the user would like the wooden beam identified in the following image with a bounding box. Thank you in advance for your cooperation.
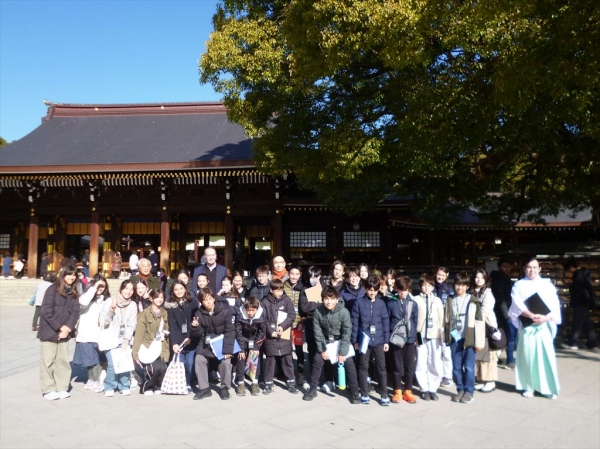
[90,211,100,276]
[27,215,39,278]
[160,211,170,276]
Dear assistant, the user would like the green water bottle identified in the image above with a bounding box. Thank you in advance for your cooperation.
[337,362,346,390]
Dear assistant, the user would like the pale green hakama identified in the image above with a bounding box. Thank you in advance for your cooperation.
[515,323,560,396]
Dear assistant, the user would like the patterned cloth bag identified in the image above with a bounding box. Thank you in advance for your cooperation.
[160,353,188,395]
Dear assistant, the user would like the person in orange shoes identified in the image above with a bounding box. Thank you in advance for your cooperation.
[387,275,419,404]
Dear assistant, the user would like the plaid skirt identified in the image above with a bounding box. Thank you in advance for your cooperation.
[73,342,104,367]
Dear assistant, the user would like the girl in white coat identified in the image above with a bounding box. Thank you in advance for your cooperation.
[74,275,111,393]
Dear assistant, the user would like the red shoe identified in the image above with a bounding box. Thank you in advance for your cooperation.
[403,390,417,404]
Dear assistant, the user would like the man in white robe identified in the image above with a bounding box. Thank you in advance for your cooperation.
[508,257,561,399]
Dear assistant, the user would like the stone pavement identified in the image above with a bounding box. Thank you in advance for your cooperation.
[0,303,598,449]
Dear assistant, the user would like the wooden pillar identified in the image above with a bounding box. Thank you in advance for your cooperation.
[90,211,100,276]
[273,212,282,258]
[224,213,234,270]
[160,210,170,276]
[27,214,39,278]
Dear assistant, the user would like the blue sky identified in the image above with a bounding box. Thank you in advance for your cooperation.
[0,0,222,142]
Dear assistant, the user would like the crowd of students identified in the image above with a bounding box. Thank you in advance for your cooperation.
[35,253,562,405]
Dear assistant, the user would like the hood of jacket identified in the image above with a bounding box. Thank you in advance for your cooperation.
[238,304,264,320]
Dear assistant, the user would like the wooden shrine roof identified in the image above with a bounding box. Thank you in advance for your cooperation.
[0,101,254,174]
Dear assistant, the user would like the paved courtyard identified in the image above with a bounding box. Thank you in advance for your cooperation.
[0,303,598,449]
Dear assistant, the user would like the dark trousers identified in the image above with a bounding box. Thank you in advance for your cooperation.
[295,344,305,372]
[567,306,598,349]
[140,358,167,394]
[235,350,260,383]
[390,343,416,390]
[309,353,358,391]
[499,318,518,364]
[32,305,42,328]
[358,346,387,396]
[304,318,318,368]
[264,354,295,385]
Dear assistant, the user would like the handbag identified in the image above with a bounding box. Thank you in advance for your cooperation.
[98,324,119,351]
[138,318,164,364]
[389,318,408,348]
[160,353,188,395]
[486,323,507,351]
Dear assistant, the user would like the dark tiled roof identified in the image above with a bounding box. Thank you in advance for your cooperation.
[0,102,254,169]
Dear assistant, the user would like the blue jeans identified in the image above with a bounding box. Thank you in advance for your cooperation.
[179,350,196,387]
[450,338,475,394]
[104,350,131,392]
[503,321,518,364]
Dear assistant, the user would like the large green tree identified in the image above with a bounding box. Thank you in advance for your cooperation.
[200,0,600,223]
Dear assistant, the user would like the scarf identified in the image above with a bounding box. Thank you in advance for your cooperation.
[272,268,287,280]
[117,296,132,308]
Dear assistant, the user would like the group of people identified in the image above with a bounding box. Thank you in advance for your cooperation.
[36,248,579,405]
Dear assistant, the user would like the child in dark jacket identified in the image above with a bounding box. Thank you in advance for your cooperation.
[249,265,271,300]
[303,286,361,404]
[387,275,419,404]
[235,296,266,396]
[340,266,366,313]
[191,288,236,401]
[351,275,390,406]
[260,279,298,394]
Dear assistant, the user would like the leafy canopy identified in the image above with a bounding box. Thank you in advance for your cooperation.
[200,0,600,222]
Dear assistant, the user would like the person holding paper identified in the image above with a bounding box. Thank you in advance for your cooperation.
[351,275,390,406]
[235,296,266,396]
[387,276,419,404]
[284,264,308,378]
[260,278,298,394]
[508,257,561,399]
[413,273,445,402]
[300,266,326,377]
[443,273,483,404]
[191,287,236,400]
[303,286,360,404]
[132,289,170,395]
[99,279,138,397]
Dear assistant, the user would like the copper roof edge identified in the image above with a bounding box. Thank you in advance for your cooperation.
[44,101,228,118]
[0,160,256,174]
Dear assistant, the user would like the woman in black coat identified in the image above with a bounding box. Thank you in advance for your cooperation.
[38,265,81,401]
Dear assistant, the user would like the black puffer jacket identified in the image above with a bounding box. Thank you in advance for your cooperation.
[261,292,296,356]
[191,299,236,358]
[235,305,266,351]
[37,284,80,342]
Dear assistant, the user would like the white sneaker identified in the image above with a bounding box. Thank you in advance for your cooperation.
[522,390,534,398]
[561,343,578,350]
[320,383,330,393]
[93,381,104,393]
[84,379,95,390]
[143,390,154,396]
[153,390,162,395]
[121,390,131,396]
[104,390,115,397]
[544,394,557,400]
[130,378,139,389]
[474,383,484,391]
[56,391,71,399]
[481,382,496,393]
[44,391,59,401]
